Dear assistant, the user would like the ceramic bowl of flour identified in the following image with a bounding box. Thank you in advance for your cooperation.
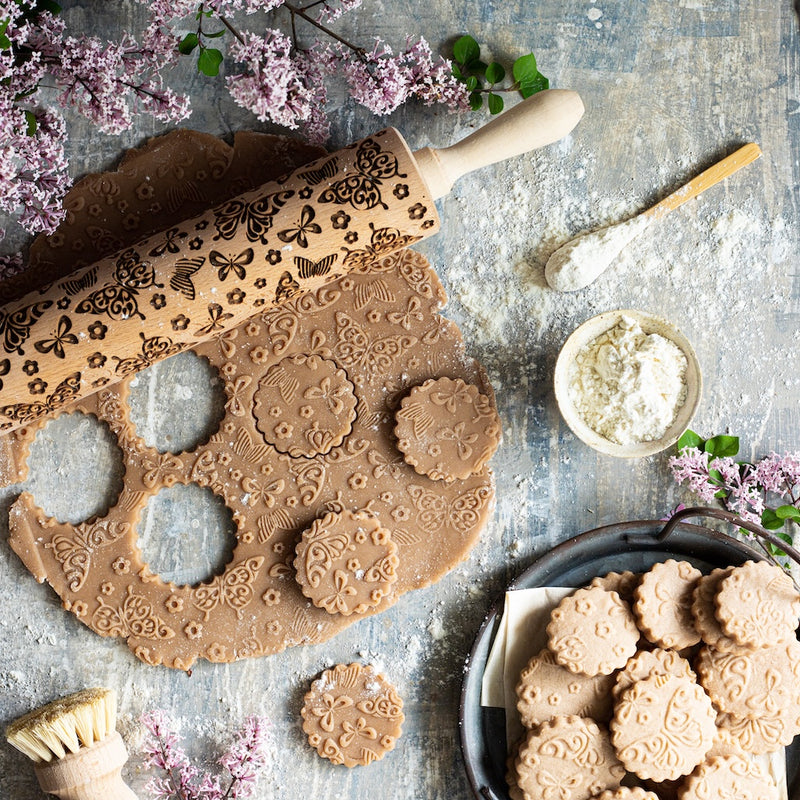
[553,309,702,458]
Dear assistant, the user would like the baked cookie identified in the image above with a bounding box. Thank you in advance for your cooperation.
[696,639,800,719]
[515,716,625,800]
[300,663,403,767]
[633,560,701,650]
[715,709,799,755]
[590,789,659,800]
[588,571,640,604]
[547,587,639,676]
[394,377,501,483]
[515,647,615,728]
[715,560,800,648]
[611,674,716,781]
[612,647,696,700]
[294,509,399,616]
[690,568,747,652]
[678,754,779,800]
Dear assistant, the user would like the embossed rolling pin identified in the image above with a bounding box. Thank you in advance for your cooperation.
[0,88,583,432]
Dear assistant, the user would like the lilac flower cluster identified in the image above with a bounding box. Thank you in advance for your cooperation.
[669,446,800,526]
[0,0,468,251]
[140,710,270,800]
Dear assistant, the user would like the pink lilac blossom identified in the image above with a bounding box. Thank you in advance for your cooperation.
[669,447,800,526]
[140,711,270,800]
[1,1,469,247]
[226,29,315,131]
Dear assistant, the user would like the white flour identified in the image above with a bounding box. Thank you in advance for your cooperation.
[544,214,653,292]
[568,315,688,444]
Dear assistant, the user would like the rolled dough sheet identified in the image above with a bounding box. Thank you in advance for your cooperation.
[480,586,788,799]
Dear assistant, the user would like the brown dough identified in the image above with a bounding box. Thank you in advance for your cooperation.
[2,131,498,670]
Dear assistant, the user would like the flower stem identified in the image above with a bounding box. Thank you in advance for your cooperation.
[282,2,367,60]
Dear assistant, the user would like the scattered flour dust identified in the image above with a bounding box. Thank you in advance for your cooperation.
[434,141,794,443]
[568,315,688,445]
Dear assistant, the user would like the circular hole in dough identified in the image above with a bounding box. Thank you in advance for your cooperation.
[27,411,125,524]
[136,483,237,587]
[128,351,226,454]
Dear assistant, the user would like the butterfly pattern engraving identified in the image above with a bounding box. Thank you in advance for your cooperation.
[75,248,162,321]
[0,299,54,355]
[212,190,294,243]
[192,556,265,621]
[112,332,184,376]
[92,585,175,640]
[0,372,81,424]
[333,311,416,378]
[318,138,405,211]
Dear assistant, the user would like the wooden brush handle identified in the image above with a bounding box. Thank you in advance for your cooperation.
[413,89,585,199]
[644,142,762,220]
[33,732,138,800]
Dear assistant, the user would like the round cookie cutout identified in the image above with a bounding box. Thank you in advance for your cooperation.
[394,377,501,482]
[679,755,779,800]
[294,509,398,616]
[547,586,639,676]
[253,353,358,458]
[715,560,800,648]
[715,710,799,755]
[612,647,696,700]
[300,663,404,767]
[696,639,800,719]
[515,715,625,800]
[633,559,702,650]
[690,567,746,652]
[611,674,716,781]
[515,647,615,729]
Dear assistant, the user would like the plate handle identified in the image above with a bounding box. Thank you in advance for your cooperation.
[657,505,800,581]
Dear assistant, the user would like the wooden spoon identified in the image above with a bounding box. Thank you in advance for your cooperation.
[545,142,763,292]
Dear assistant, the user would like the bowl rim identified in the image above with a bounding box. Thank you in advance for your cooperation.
[553,308,702,458]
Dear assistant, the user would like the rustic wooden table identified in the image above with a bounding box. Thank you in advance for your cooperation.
[1,2,799,799]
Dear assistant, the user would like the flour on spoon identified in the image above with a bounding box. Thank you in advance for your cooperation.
[545,214,653,292]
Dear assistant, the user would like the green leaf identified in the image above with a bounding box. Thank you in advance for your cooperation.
[465,75,479,92]
[512,53,540,84]
[519,73,549,98]
[469,91,483,111]
[204,28,226,39]
[487,92,504,114]
[704,435,739,458]
[677,429,704,451]
[197,46,223,77]
[453,35,480,66]
[39,0,61,13]
[178,32,199,55]
[708,468,724,484]
[0,33,10,49]
[451,63,463,80]
[471,60,488,76]
[24,109,37,135]
[485,61,505,84]
[761,508,784,530]
[775,504,800,520]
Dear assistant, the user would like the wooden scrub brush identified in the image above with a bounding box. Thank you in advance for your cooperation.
[5,687,138,800]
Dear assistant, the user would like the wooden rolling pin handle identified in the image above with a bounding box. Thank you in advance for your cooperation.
[413,88,585,200]
[33,732,138,800]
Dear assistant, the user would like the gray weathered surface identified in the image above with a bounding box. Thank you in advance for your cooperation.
[1,1,799,798]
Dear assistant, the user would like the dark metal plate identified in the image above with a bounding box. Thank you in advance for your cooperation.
[460,512,800,800]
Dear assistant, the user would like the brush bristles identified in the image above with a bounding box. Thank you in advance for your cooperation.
[5,688,117,763]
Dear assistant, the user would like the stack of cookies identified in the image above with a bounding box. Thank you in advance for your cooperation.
[509,558,800,800]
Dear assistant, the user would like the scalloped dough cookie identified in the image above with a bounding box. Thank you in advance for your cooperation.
[515,647,615,728]
[633,559,701,650]
[611,674,716,782]
[547,586,639,676]
[715,560,800,648]
[678,754,778,800]
[300,663,404,767]
[515,715,625,800]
